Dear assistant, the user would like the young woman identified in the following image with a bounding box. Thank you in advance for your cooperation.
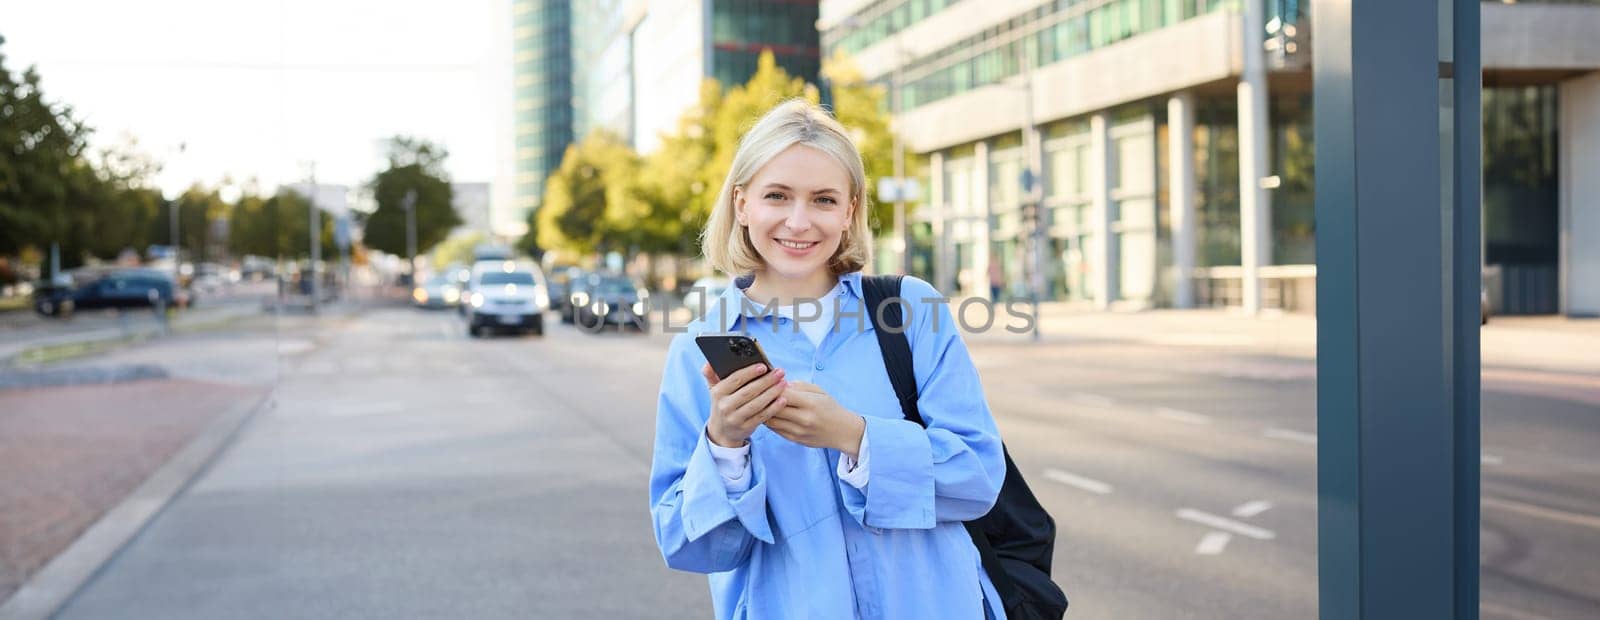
[649,99,1008,619]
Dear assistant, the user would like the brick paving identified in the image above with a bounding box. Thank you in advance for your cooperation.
[0,379,267,602]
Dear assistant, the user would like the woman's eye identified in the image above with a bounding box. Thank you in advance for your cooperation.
[764,192,785,201]
[816,196,837,205]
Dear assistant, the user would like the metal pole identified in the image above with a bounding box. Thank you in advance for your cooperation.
[170,196,181,284]
[1020,41,1043,342]
[306,164,320,313]
[403,190,419,280]
[169,142,186,287]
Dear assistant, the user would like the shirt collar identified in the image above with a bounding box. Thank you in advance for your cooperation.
[708,271,863,331]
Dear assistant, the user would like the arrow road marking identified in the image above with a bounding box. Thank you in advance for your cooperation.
[1194,531,1232,555]
[1177,509,1276,540]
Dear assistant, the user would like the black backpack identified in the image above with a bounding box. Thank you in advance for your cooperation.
[861,274,1068,620]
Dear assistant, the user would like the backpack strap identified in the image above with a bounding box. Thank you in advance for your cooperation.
[859,275,923,427]
[858,274,1022,609]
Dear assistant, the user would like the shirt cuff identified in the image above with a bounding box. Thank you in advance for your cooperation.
[836,427,870,489]
[707,430,753,493]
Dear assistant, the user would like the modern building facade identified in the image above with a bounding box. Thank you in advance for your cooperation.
[630,0,823,152]
[820,0,1600,316]
[510,0,575,232]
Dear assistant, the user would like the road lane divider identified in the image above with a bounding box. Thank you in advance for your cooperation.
[1231,500,1273,518]
[1042,468,1114,495]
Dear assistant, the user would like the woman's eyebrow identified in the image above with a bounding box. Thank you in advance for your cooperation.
[760,183,841,195]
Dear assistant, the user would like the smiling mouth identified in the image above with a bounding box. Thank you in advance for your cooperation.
[775,239,819,250]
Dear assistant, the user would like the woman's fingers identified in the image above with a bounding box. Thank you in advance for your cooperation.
[732,378,787,425]
[709,363,768,398]
[700,363,720,387]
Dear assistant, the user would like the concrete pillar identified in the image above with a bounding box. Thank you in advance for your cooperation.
[974,141,992,300]
[1090,112,1116,309]
[1559,72,1600,316]
[930,152,954,295]
[1238,0,1272,315]
[1169,92,1198,308]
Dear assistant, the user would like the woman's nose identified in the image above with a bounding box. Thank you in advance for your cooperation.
[784,204,811,232]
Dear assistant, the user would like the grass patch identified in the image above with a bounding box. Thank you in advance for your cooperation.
[0,296,30,313]
[11,334,145,367]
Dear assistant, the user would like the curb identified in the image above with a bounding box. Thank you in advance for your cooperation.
[0,391,273,620]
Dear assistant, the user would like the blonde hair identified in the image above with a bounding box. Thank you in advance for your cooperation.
[702,99,873,277]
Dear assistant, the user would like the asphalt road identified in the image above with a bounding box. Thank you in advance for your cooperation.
[50,305,1600,619]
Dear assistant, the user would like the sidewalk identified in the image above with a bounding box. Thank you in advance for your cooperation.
[0,380,269,604]
[996,303,1600,376]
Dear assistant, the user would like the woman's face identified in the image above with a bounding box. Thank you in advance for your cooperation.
[735,144,855,281]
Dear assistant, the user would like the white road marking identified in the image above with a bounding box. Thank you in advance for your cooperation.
[1481,453,1504,466]
[1263,427,1318,445]
[1176,509,1277,540]
[1155,407,1212,425]
[1194,531,1232,555]
[1068,393,1115,408]
[1231,500,1274,518]
[1042,469,1114,495]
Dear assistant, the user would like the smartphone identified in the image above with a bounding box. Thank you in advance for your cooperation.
[695,334,773,380]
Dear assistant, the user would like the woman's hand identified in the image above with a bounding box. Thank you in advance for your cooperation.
[767,382,867,458]
[702,363,787,448]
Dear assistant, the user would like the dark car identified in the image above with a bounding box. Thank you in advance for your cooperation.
[33,269,179,317]
[570,275,649,332]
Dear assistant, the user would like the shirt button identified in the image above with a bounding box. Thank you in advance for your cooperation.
[814,361,824,371]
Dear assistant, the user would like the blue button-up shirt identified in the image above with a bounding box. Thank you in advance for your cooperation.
[650,271,1008,619]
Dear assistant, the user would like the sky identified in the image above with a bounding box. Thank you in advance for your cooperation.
[0,0,512,205]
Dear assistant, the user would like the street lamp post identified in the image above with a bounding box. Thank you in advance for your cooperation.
[402,190,418,280]
[891,46,909,276]
[169,142,187,288]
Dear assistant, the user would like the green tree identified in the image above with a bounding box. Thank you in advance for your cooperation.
[430,231,485,269]
[536,130,639,258]
[514,206,543,260]
[363,136,460,266]
[705,51,816,217]
[227,190,275,258]
[0,35,95,266]
[149,185,229,263]
[636,79,724,257]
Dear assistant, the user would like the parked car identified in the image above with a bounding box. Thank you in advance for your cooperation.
[412,273,460,309]
[571,274,650,332]
[680,276,732,319]
[32,269,180,317]
[464,261,549,337]
[547,267,585,323]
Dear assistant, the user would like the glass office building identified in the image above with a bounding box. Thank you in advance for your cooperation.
[511,0,575,224]
[822,0,1600,316]
[632,0,821,153]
